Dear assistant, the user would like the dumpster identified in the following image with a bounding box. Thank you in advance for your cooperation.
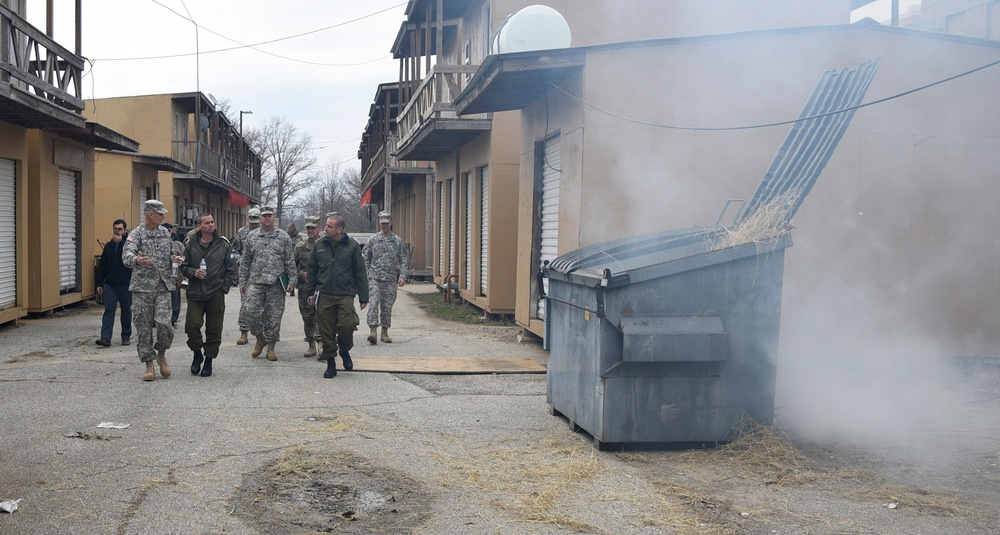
[543,57,881,449]
[545,228,789,449]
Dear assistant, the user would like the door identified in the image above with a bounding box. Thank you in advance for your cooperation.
[479,166,489,297]
[536,136,560,320]
[58,169,80,293]
[0,158,16,309]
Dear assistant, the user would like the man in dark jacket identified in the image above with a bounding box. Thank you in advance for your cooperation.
[180,213,237,377]
[95,219,133,346]
[306,214,369,378]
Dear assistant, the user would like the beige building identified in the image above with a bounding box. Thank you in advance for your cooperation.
[85,93,262,241]
[456,16,1000,356]
[0,1,137,323]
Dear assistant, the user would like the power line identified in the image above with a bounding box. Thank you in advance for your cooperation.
[92,1,404,66]
[551,57,1000,131]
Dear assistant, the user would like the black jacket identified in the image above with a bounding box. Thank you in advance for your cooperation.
[306,233,369,303]
[180,231,237,301]
[96,234,132,288]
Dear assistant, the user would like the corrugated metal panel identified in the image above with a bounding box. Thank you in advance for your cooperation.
[58,169,79,292]
[437,183,444,277]
[480,166,489,297]
[0,159,16,309]
[139,187,148,228]
[537,136,561,320]
[739,56,882,223]
[464,172,472,291]
[449,179,456,278]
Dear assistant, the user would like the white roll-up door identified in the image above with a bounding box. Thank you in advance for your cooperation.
[437,182,444,277]
[58,169,79,293]
[464,173,472,291]
[139,187,148,228]
[0,158,16,309]
[449,179,456,278]
[479,166,489,297]
[536,136,561,320]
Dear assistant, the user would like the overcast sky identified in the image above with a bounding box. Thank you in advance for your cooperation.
[27,0,407,172]
[25,0,919,174]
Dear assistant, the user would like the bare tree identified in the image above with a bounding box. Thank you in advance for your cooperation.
[296,164,374,232]
[245,116,316,223]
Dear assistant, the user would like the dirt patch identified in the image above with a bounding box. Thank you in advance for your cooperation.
[234,446,433,534]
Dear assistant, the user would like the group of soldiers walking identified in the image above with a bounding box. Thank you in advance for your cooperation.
[120,199,408,382]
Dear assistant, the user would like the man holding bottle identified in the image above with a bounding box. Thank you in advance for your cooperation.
[181,213,237,377]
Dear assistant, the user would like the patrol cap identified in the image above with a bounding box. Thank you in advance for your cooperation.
[259,206,275,216]
[378,210,391,223]
[247,207,260,223]
[325,211,341,219]
[144,199,168,214]
[304,215,320,228]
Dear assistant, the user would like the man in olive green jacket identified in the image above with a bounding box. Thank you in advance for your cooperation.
[306,214,369,378]
[181,213,237,377]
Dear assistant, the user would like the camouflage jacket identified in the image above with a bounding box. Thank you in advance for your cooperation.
[232,225,252,261]
[238,227,296,287]
[122,224,175,292]
[293,237,318,285]
[362,231,408,282]
[288,231,304,248]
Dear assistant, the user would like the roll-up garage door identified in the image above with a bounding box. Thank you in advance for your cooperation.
[0,159,16,309]
[449,179,456,279]
[464,173,472,291]
[58,169,80,293]
[479,166,489,297]
[536,136,560,320]
[139,187,148,228]
[437,182,445,278]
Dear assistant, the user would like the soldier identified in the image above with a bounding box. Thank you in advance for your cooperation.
[238,205,296,361]
[307,214,368,378]
[286,222,303,296]
[122,199,176,382]
[363,210,409,344]
[294,216,323,358]
[232,207,260,344]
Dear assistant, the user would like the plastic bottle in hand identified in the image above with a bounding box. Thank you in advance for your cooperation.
[199,258,207,276]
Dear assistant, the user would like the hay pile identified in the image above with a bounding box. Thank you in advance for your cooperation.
[713,189,799,251]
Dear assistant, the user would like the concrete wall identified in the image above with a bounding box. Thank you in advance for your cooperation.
[513,25,1000,354]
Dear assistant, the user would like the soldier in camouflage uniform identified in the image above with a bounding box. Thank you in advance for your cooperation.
[286,223,303,296]
[363,210,409,344]
[232,207,260,344]
[238,205,297,361]
[294,216,323,358]
[122,199,176,382]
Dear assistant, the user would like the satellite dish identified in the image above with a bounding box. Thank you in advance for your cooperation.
[492,5,571,54]
[207,93,219,106]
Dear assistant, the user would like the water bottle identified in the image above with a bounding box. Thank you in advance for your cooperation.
[200,258,208,276]
[171,259,178,278]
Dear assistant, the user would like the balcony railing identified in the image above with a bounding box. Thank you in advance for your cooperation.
[396,64,487,150]
[1,5,84,113]
[172,140,260,198]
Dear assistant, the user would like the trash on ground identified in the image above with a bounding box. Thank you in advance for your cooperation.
[1,499,21,513]
[96,422,130,429]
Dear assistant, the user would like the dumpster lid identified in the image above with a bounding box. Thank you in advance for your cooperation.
[545,226,791,287]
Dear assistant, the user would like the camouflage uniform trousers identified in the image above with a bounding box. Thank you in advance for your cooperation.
[297,290,321,343]
[238,288,251,331]
[246,280,287,343]
[316,294,360,360]
[132,290,173,363]
[366,279,399,328]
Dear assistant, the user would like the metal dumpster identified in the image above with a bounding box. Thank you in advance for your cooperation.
[544,228,790,449]
[542,56,882,449]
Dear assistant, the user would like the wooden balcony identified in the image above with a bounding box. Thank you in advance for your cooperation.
[395,64,491,161]
[173,141,261,201]
[0,5,84,129]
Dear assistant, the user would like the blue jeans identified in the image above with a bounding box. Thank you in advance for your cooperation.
[101,284,133,341]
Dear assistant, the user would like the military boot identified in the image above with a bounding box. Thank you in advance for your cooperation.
[191,349,204,375]
[200,357,213,377]
[156,351,171,378]
[367,326,378,345]
[143,361,156,382]
[304,340,317,358]
[236,330,249,345]
[323,357,337,378]
[381,327,392,344]
[251,335,266,358]
[266,342,278,361]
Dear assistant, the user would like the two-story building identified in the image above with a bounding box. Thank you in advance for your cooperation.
[85,92,262,241]
[1,1,137,323]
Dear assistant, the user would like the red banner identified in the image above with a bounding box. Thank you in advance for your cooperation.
[229,189,250,208]
[360,188,372,207]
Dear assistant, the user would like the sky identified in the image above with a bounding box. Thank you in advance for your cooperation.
[27,0,408,173]
[21,0,924,177]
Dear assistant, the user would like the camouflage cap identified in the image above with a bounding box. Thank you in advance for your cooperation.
[144,199,168,214]
[304,215,321,228]
[259,206,275,216]
[325,211,341,219]
[247,207,260,223]
[378,210,391,223]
